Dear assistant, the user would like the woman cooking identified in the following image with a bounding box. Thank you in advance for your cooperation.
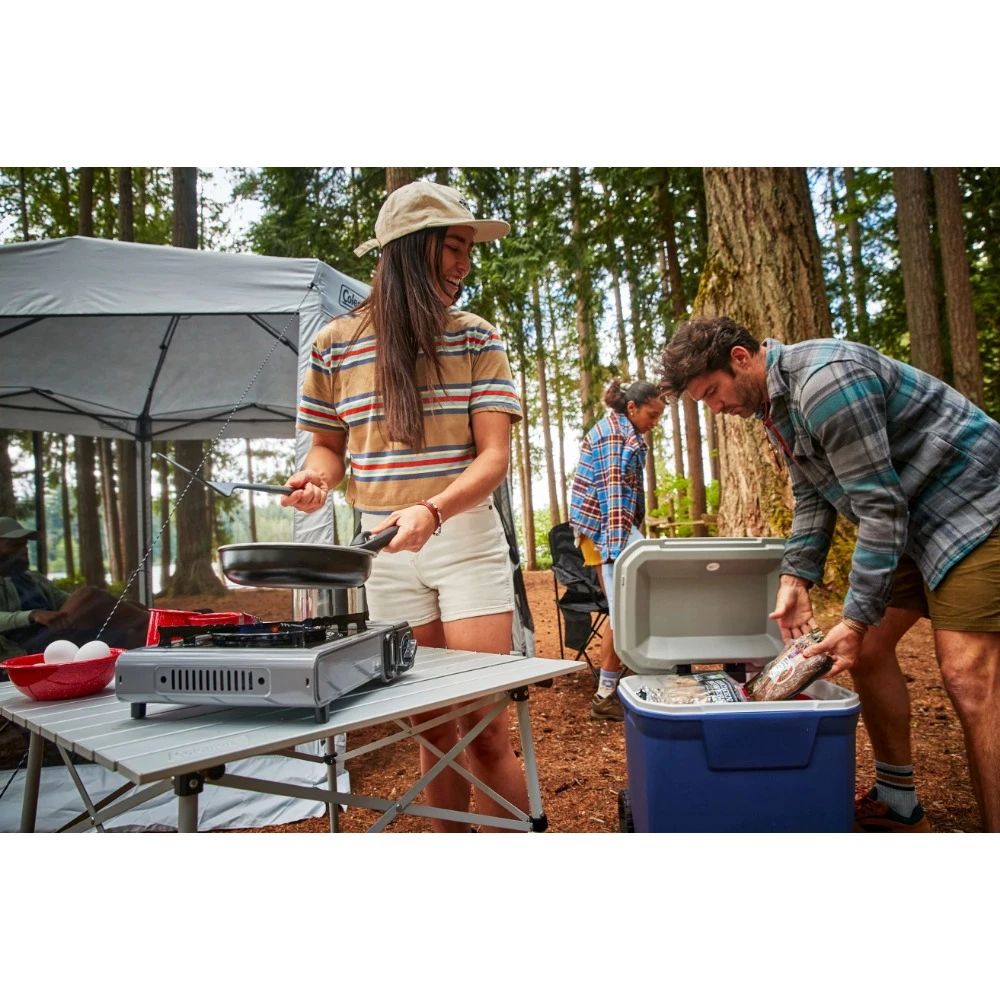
[570,377,665,721]
[282,181,525,832]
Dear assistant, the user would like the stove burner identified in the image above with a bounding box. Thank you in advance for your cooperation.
[154,613,369,649]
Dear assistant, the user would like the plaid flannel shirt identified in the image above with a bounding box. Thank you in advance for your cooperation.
[761,338,1000,625]
[569,410,647,562]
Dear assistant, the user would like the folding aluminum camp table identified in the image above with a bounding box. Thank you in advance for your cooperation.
[1,647,582,833]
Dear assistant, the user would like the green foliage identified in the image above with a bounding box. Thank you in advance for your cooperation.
[648,473,720,537]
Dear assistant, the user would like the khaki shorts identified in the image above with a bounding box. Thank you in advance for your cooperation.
[889,526,1000,632]
[360,502,516,627]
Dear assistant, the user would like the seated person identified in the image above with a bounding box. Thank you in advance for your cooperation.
[0,516,150,667]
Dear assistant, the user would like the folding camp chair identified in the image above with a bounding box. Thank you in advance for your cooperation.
[548,522,609,680]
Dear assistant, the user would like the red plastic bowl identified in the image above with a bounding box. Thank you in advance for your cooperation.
[1,649,123,701]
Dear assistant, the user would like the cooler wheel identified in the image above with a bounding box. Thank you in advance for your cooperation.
[618,788,635,833]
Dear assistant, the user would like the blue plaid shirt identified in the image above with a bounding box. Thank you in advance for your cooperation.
[569,410,647,562]
[761,338,1000,624]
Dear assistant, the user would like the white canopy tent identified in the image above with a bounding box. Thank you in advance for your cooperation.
[0,236,369,602]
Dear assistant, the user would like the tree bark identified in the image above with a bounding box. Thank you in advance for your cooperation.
[61,437,75,580]
[385,168,417,194]
[610,260,630,375]
[704,404,720,484]
[893,168,945,380]
[695,167,833,538]
[932,167,984,407]
[117,439,139,596]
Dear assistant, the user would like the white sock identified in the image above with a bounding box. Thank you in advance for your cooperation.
[597,669,619,699]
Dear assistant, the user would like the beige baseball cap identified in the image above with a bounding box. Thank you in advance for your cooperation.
[354,181,510,256]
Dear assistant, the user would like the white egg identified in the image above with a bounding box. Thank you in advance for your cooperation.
[43,639,80,663]
[75,640,111,662]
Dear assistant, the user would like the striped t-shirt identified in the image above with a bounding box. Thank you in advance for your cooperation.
[297,308,522,512]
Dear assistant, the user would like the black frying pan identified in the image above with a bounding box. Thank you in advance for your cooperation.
[217,527,399,588]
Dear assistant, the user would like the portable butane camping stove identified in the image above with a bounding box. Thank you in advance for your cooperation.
[115,613,417,722]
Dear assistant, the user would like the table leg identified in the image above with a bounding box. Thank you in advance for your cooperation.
[513,695,547,831]
[19,730,44,833]
[325,736,340,833]
[174,773,202,832]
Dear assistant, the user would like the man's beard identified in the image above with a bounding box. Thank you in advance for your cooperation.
[0,553,30,575]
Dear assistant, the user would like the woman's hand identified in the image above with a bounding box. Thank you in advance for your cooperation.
[281,468,328,513]
[370,504,439,554]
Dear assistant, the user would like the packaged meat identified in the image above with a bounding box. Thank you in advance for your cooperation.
[635,671,748,706]
[746,629,832,702]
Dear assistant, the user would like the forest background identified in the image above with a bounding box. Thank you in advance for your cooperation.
[3,164,997,601]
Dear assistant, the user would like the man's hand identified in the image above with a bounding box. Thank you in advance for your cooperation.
[768,575,817,642]
[803,621,865,676]
[29,609,69,631]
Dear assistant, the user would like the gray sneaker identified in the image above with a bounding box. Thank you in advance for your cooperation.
[590,689,624,722]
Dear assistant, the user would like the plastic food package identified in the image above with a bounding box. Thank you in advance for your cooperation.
[746,629,832,702]
[636,671,748,706]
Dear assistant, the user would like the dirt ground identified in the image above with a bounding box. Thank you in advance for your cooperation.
[154,570,982,833]
[1,571,981,832]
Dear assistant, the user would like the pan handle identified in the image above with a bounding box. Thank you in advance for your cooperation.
[352,525,399,553]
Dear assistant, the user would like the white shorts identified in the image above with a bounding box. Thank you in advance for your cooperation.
[360,502,517,627]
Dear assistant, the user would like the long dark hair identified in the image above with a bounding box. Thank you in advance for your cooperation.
[354,227,451,449]
[603,377,660,414]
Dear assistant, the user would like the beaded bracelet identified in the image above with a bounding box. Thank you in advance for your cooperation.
[415,499,443,535]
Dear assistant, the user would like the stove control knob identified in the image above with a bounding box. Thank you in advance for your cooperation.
[400,636,418,672]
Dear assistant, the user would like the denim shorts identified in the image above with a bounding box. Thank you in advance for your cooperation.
[360,502,516,627]
[600,525,644,624]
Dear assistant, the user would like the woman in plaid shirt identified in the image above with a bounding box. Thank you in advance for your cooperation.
[570,378,665,720]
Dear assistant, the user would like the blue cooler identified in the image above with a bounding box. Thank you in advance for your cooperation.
[612,538,861,833]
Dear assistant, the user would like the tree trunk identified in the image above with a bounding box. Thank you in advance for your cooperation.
[74,436,105,586]
[99,439,123,581]
[843,167,869,344]
[695,167,833,538]
[610,261,630,375]
[545,276,569,523]
[516,327,537,570]
[168,167,224,596]
[385,168,417,194]
[172,168,199,248]
[61,437,76,579]
[157,450,171,593]
[0,434,14,516]
[893,168,945,380]
[118,168,134,242]
[704,404,720,484]
[569,167,596,425]
[168,440,225,595]
[78,168,94,237]
[434,168,450,186]
[532,278,561,529]
[662,176,706,534]
[932,167,984,407]
[828,168,856,341]
[18,168,29,240]
[245,439,258,542]
[117,439,139,597]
